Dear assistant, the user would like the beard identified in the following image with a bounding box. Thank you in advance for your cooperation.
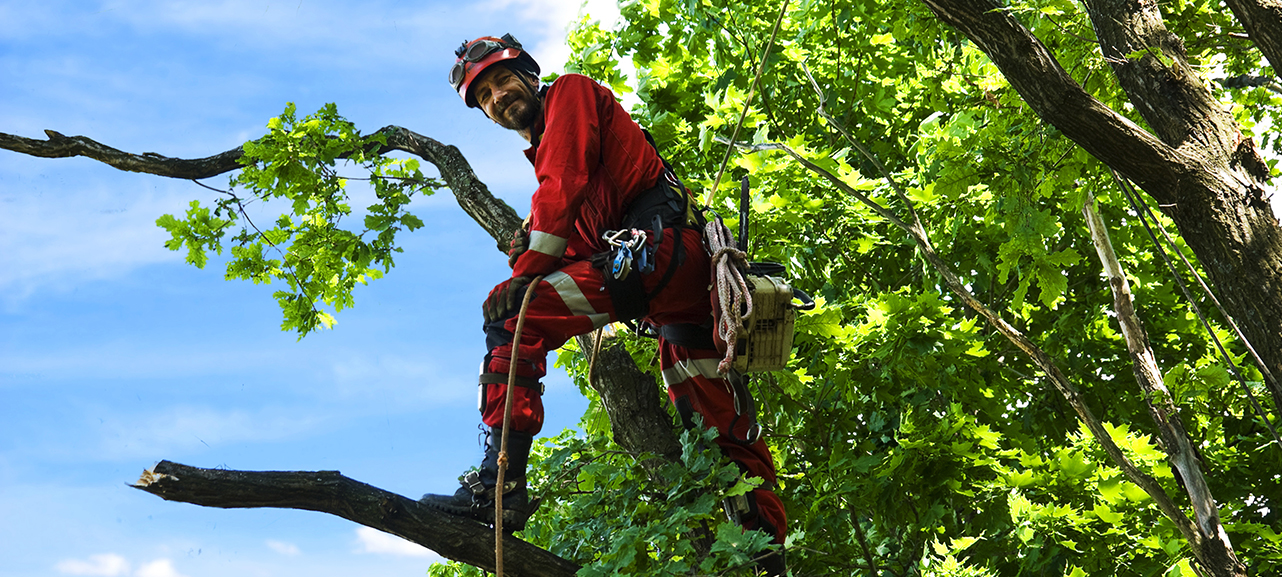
[493,90,541,132]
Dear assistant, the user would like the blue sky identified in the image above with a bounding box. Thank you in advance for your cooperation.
[0,2,619,576]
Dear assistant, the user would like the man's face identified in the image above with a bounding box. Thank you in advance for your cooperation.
[471,66,540,132]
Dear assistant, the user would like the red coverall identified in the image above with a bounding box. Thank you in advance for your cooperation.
[478,73,786,543]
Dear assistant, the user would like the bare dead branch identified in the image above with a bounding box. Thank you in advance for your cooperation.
[1083,194,1244,575]
[739,135,1206,563]
[133,460,580,577]
[920,1,1282,509]
[0,130,245,178]
[0,127,521,249]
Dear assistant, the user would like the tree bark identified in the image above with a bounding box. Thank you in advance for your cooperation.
[1083,0,1244,157]
[133,461,580,577]
[921,0,1282,442]
[581,336,683,465]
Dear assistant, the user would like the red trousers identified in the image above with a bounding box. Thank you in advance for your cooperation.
[479,227,787,543]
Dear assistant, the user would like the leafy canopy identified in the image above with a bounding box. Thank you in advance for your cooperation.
[492,0,1280,575]
[157,0,1282,573]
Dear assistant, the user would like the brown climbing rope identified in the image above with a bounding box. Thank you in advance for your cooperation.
[494,274,543,577]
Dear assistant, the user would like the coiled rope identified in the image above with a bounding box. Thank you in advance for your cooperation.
[706,217,753,374]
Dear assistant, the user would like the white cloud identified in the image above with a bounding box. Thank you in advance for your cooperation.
[354,527,441,560]
[54,553,130,576]
[483,0,623,77]
[266,540,301,555]
[55,554,188,577]
[135,559,187,577]
[93,405,325,460]
[0,175,191,303]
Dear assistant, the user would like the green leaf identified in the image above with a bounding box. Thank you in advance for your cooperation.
[1092,504,1124,525]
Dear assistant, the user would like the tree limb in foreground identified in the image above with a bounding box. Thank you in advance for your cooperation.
[133,460,580,577]
[0,126,521,250]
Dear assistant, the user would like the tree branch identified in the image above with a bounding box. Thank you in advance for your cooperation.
[1082,194,1244,576]
[1225,0,1282,77]
[1082,0,1244,161]
[0,129,245,178]
[918,0,1190,205]
[0,126,521,250]
[133,460,581,577]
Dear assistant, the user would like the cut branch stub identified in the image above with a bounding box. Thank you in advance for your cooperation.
[133,460,580,577]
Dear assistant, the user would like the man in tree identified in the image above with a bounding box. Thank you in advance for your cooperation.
[418,34,787,572]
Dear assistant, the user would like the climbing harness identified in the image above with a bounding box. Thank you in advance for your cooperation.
[593,154,697,324]
[603,228,653,279]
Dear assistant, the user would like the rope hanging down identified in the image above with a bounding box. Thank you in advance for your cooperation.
[495,274,544,577]
[1112,173,1282,448]
[704,0,790,208]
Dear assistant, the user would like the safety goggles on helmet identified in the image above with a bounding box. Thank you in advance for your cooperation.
[448,34,523,93]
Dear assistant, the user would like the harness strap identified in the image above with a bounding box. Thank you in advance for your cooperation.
[646,216,685,302]
[480,372,545,394]
[596,249,649,321]
[658,322,717,351]
[727,371,762,446]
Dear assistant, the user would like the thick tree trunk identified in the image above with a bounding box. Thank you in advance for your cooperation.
[581,336,683,464]
[1083,0,1244,156]
[922,0,1282,439]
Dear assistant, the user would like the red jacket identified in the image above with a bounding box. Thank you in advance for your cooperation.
[512,74,667,278]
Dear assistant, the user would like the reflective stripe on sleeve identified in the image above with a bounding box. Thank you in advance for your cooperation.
[661,357,724,386]
[544,271,610,329]
[528,230,569,258]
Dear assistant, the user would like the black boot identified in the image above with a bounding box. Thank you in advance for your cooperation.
[725,491,788,576]
[419,428,537,531]
[753,548,787,576]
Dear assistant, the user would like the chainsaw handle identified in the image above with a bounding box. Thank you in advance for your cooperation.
[791,287,816,311]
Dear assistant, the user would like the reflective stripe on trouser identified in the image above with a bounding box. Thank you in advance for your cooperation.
[481,227,711,434]
[661,342,787,545]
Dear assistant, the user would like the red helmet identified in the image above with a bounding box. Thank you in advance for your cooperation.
[449,34,540,108]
